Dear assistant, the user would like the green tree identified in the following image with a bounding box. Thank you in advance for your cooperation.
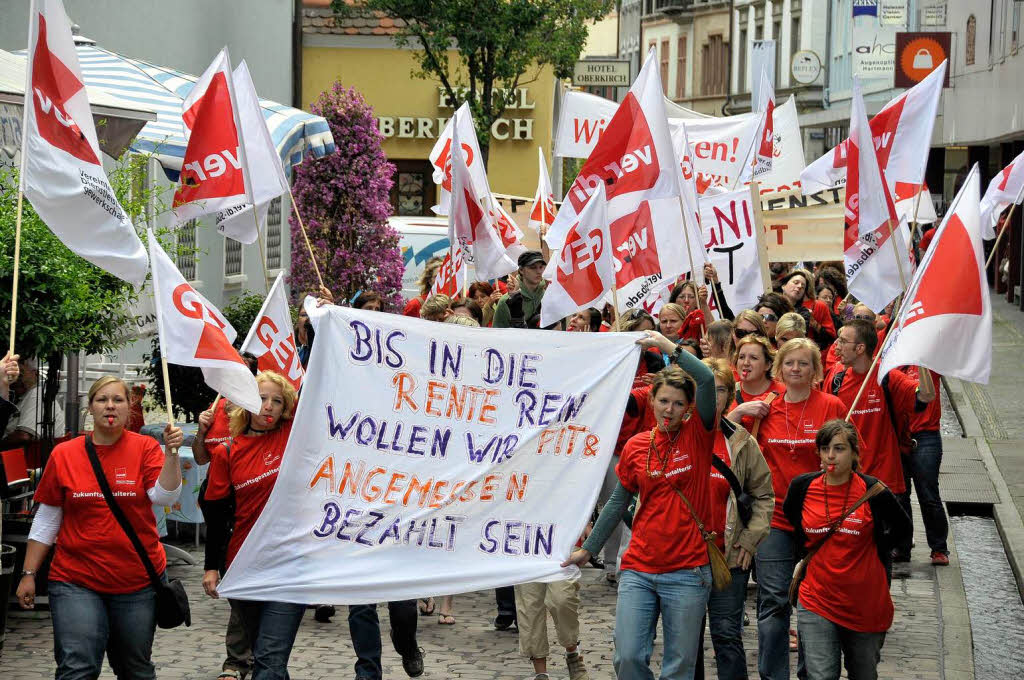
[332,0,611,166]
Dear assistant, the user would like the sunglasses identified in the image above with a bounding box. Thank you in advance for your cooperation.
[762,313,779,323]
[627,309,652,321]
[852,314,874,321]
[733,328,755,340]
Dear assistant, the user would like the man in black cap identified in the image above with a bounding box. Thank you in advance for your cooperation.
[492,251,548,329]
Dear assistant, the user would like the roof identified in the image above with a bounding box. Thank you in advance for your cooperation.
[301,0,406,36]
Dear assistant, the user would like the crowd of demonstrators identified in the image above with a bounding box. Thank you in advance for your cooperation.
[1,355,67,449]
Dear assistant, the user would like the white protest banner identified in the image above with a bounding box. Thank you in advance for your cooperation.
[758,96,805,193]
[760,187,846,262]
[216,304,639,604]
[698,189,765,313]
[671,113,760,194]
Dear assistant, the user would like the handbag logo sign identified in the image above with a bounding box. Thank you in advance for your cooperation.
[912,49,933,70]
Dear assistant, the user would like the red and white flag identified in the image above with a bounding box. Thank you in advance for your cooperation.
[540,184,615,328]
[878,165,990,384]
[20,0,147,286]
[673,122,709,279]
[149,230,261,413]
[429,102,489,216]
[447,120,517,281]
[979,149,1024,240]
[240,272,303,390]
[430,248,467,298]
[487,196,528,263]
[844,80,910,313]
[172,49,247,224]
[801,61,946,222]
[753,67,775,178]
[529,148,556,236]
[215,60,290,244]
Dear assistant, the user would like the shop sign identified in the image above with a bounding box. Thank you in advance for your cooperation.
[894,32,951,88]
[572,60,630,87]
[790,50,822,84]
[377,88,536,142]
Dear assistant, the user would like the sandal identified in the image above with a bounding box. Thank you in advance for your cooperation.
[437,613,456,625]
[418,597,435,616]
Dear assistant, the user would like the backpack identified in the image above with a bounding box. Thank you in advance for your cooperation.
[830,369,915,455]
[506,291,540,329]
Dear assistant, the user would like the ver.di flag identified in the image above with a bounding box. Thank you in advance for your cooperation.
[878,165,990,384]
[529,148,556,236]
[541,183,614,328]
[429,102,489,216]
[430,248,467,298]
[20,0,147,287]
[149,230,261,413]
[216,302,638,603]
[753,66,775,178]
[979,149,1024,239]
[240,272,304,390]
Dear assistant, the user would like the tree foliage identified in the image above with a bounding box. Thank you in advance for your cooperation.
[332,0,612,166]
[289,83,404,310]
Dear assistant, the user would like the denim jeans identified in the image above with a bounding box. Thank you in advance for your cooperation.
[897,431,949,554]
[796,605,885,680]
[230,599,307,680]
[614,565,712,680]
[49,578,159,680]
[755,528,797,680]
[706,567,751,679]
[347,600,418,679]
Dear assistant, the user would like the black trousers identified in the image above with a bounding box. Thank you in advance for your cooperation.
[495,586,517,618]
[347,600,418,680]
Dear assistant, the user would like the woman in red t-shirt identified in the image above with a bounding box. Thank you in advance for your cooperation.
[668,280,710,341]
[564,331,718,680]
[779,268,837,350]
[402,256,444,318]
[200,371,303,678]
[729,337,846,680]
[783,419,911,680]
[728,334,784,433]
[17,376,183,679]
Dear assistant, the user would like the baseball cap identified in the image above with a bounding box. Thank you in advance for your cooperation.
[518,251,546,268]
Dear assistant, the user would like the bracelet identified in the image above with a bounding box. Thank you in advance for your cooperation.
[21,570,36,578]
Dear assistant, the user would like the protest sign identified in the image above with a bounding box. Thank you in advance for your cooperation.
[698,188,765,313]
[216,304,639,604]
[759,187,846,262]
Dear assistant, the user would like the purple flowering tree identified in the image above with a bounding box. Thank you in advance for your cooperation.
[290,83,403,309]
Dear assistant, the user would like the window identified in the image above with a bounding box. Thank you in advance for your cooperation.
[225,238,243,277]
[660,39,670,95]
[791,15,801,62]
[265,196,283,270]
[389,160,436,216]
[676,36,687,99]
[966,15,976,66]
[774,20,782,82]
[176,220,197,281]
[738,28,748,92]
[701,35,728,96]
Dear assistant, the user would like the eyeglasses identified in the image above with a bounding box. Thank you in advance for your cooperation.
[762,313,779,323]
[733,328,755,340]
[852,314,874,321]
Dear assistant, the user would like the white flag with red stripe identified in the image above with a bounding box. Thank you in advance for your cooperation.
[753,67,775,178]
[487,196,528,263]
[540,184,615,328]
[20,0,147,287]
[529,148,557,236]
[878,165,990,384]
[149,230,261,413]
[172,49,247,224]
[801,61,946,223]
[430,248,467,298]
[429,102,489,216]
[979,149,1024,240]
[240,272,304,390]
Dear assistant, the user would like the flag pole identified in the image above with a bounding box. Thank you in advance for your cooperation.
[984,198,1022,269]
[285,185,326,290]
[611,286,621,325]
[146,229,179,449]
[8,191,24,355]
[908,187,924,243]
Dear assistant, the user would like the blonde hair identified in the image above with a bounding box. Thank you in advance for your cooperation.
[734,309,769,337]
[775,312,807,338]
[773,338,824,385]
[658,302,687,330]
[612,309,654,332]
[87,376,130,403]
[228,371,298,437]
[420,294,452,320]
[418,257,444,297]
[703,357,735,409]
[732,334,776,372]
[445,315,479,327]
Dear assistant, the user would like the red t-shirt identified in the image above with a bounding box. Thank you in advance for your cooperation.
[822,340,842,375]
[825,365,916,494]
[799,475,893,633]
[616,417,715,573]
[204,399,232,448]
[616,385,658,454]
[709,431,732,551]
[730,381,785,433]
[902,366,941,432]
[402,295,425,318]
[802,298,836,344]
[34,432,166,594]
[206,421,293,567]
[756,390,846,531]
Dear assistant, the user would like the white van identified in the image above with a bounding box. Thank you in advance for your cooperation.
[389,216,476,300]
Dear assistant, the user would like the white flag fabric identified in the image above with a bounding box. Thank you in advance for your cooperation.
[540,183,615,328]
[528,148,556,236]
[753,67,775,178]
[675,122,710,279]
[430,247,467,298]
[801,61,946,223]
[979,149,1024,239]
[149,230,261,413]
[20,0,147,287]
[429,103,489,216]
[215,60,290,244]
[671,113,761,194]
[216,302,638,604]
[878,165,990,384]
[172,49,247,224]
[487,196,528,264]
[848,79,899,240]
[240,272,304,390]
[760,96,806,193]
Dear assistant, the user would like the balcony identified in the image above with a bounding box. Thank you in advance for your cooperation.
[643,1,694,18]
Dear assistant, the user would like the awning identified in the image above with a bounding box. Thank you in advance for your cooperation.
[70,44,335,178]
[0,48,156,160]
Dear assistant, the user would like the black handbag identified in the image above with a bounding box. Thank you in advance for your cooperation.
[84,437,191,629]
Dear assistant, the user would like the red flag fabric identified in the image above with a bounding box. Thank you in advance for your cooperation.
[240,272,304,390]
[429,102,489,216]
[753,67,775,178]
[980,149,1024,239]
[430,248,466,298]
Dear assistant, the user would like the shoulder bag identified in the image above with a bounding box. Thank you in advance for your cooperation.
[787,479,886,607]
[84,436,191,629]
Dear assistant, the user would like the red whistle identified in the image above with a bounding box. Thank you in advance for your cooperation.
[264,415,273,424]
[106,415,115,425]
[827,464,836,472]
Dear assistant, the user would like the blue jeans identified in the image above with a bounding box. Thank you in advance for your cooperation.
[796,605,885,680]
[230,599,307,680]
[898,431,949,554]
[614,565,712,680]
[347,600,419,679]
[755,528,797,680]
[707,567,751,679]
[49,578,159,680]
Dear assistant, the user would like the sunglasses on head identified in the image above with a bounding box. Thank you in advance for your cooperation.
[853,314,873,321]
[627,309,651,321]
[762,313,779,323]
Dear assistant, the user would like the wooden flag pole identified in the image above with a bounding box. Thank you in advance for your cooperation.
[611,286,621,326]
[8,190,25,355]
[908,188,924,243]
[750,182,773,296]
[286,184,326,290]
[985,201,1019,269]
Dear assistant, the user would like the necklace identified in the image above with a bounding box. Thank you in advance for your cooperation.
[783,395,810,458]
[823,476,853,527]
[646,426,683,478]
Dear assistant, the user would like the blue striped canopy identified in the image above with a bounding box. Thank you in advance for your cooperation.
[71,45,335,178]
